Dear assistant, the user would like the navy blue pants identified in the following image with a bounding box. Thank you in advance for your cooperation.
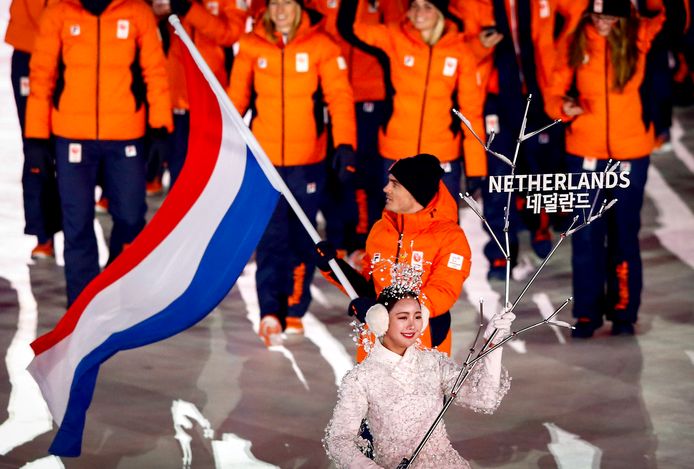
[167,111,189,188]
[56,138,147,305]
[323,101,387,252]
[481,93,565,268]
[566,154,649,325]
[12,50,61,242]
[321,158,358,252]
[256,163,325,320]
[355,101,387,247]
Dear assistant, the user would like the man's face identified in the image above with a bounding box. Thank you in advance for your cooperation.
[383,175,422,214]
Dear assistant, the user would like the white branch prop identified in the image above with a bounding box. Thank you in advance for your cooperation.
[400,96,621,469]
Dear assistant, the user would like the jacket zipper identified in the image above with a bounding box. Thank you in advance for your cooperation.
[281,48,285,167]
[604,37,611,158]
[395,216,404,263]
[417,47,433,153]
[96,16,101,140]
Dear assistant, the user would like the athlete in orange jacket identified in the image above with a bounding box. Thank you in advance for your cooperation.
[229,8,356,167]
[25,0,173,305]
[229,0,356,346]
[363,163,471,356]
[317,154,472,360]
[26,0,172,140]
[338,0,487,197]
[544,0,665,337]
[5,0,62,259]
[545,3,665,158]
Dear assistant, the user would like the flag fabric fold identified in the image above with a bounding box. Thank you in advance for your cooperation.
[27,32,280,456]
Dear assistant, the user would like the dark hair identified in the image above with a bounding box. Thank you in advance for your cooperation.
[568,10,640,92]
[377,286,419,312]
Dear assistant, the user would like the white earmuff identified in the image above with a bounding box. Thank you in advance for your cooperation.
[420,303,430,333]
[365,304,389,337]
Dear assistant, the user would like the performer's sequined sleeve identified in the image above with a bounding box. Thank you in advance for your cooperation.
[436,349,511,414]
[323,368,381,469]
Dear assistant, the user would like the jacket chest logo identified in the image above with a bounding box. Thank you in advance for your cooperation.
[411,251,424,269]
[442,57,457,77]
[206,1,219,15]
[70,24,81,36]
[447,253,464,270]
[116,19,130,39]
[258,57,268,69]
[295,52,309,72]
[327,0,337,8]
[404,55,415,67]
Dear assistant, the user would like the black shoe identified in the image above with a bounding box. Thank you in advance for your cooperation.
[611,321,635,336]
[571,319,601,339]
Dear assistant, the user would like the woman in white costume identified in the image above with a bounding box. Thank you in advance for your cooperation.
[324,284,514,468]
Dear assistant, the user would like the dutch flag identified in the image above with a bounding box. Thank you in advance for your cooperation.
[27,19,280,457]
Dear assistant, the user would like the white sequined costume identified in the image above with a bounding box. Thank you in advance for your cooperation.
[324,340,511,468]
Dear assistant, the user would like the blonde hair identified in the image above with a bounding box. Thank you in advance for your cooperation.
[263,1,302,43]
[422,12,445,46]
[568,11,640,91]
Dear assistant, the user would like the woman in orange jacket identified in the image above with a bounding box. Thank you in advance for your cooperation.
[228,0,356,346]
[5,0,62,259]
[338,0,487,198]
[26,0,173,305]
[545,0,665,337]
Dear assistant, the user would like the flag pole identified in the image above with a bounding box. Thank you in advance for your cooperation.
[169,15,358,299]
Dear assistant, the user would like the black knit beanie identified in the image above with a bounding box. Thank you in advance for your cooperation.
[589,0,631,18]
[389,154,444,208]
[421,0,449,16]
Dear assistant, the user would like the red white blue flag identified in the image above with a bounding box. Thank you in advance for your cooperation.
[27,30,280,456]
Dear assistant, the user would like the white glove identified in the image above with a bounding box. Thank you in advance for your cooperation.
[484,307,516,342]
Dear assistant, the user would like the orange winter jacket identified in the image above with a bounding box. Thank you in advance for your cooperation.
[5,0,57,53]
[25,0,172,140]
[306,0,406,102]
[228,11,356,167]
[363,182,471,320]
[352,8,487,173]
[165,0,247,110]
[545,10,665,159]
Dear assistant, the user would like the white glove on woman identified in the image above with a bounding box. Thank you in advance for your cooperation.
[483,307,516,343]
